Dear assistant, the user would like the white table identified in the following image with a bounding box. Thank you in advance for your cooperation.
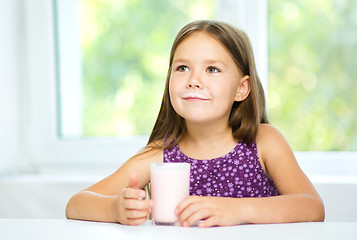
[0,219,356,240]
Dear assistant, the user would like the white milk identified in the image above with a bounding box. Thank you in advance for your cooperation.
[150,162,190,225]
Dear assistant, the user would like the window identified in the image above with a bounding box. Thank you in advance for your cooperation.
[55,0,268,140]
[15,0,266,172]
[55,0,217,138]
[57,0,357,151]
[268,0,357,151]
[20,0,355,174]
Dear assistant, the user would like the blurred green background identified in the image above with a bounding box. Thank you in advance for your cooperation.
[80,0,216,136]
[268,0,357,150]
[77,0,356,151]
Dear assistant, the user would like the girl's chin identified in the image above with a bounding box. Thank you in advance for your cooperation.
[184,117,220,125]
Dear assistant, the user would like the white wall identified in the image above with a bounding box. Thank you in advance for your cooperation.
[0,175,101,218]
[0,0,22,174]
[315,181,357,222]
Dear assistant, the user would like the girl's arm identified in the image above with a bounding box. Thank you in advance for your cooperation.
[176,124,325,227]
[254,124,325,222]
[65,147,163,225]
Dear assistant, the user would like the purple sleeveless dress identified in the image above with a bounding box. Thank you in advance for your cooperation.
[164,141,279,198]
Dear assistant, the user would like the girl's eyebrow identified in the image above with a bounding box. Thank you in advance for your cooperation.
[172,58,189,64]
[204,59,227,67]
[173,58,227,67]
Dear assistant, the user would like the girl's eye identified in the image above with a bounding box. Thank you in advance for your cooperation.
[207,66,220,73]
[176,65,189,72]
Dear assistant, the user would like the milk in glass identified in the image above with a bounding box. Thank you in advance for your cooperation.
[150,162,190,225]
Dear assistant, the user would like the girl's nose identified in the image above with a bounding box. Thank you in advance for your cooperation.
[186,72,203,89]
[187,82,202,88]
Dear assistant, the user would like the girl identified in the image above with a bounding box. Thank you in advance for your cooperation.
[66,20,325,227]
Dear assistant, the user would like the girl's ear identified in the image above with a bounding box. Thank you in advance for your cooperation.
[235,75,250,102]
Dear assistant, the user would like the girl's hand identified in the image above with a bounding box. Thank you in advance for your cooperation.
[114,174,153,225]
[175,196,243,227]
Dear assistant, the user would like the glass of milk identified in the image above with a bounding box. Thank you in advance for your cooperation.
[150,162,190,226]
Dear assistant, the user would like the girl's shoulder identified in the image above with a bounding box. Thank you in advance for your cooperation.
[256,123,295,171]
[256,123,287,146]
[256,123,291,159]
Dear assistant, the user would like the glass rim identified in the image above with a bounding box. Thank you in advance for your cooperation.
[150,162,190,171]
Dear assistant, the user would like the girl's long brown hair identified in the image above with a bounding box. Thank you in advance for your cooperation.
[147,20,268,150]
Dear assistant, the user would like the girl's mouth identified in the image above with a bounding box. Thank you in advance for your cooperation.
[181,92,212,101]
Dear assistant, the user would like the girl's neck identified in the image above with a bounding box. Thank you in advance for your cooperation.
[179,121,238,160]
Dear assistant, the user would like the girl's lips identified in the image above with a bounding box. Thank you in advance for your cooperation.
[184,97,209,101]
[181,93,212,101]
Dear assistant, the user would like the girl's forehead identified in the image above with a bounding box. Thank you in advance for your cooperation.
[173,31,235,64]
[178,31,219,48]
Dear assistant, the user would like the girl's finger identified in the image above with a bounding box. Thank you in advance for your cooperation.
[177,201,202,225]
[128,173,139,189]
[176,196,200,215]
[122,187,146,199]
[182,207,210,227]
[126,209,151,219]
[126,216,148,226]
[198,216,219,228]
[124,199,151,210]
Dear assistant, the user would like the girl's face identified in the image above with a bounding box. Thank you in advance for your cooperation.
[169,31,248,126]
